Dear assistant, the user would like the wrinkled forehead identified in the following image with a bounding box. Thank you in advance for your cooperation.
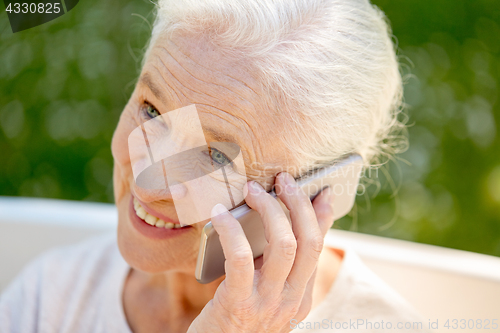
[141,32,278,122]
[147,32,263,95]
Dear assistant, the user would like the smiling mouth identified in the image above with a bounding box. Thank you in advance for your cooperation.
[133,197,185,229]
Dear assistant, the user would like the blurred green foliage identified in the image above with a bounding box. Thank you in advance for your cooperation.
[0,0,151,202]
[0,0,499,256]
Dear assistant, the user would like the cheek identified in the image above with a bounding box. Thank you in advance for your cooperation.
[111,113,137,202]
[111,118,132,167]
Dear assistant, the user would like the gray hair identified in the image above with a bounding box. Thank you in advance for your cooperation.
[144,0,405,171]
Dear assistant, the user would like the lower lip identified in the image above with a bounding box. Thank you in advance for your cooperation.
[128,195,192,240]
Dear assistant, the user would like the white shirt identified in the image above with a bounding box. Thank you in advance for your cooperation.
[0,233,431,333]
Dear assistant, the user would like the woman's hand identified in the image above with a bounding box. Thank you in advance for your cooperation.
[188,172,336,333]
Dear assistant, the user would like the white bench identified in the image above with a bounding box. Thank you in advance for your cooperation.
[1,197,499,332]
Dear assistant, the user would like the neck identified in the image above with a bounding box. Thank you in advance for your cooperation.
[123,269,224,333]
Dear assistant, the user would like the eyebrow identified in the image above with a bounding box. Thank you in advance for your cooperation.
[203,127,238,144]
[139,73,168,103]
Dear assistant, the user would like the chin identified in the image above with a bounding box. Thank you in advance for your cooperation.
[115,193,201,275]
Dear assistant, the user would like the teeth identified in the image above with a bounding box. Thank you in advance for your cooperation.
[145,214,158,226]
[136,207,147,220]
[133,197,182,229]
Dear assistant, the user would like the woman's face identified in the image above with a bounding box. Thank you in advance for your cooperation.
[111,33,298,274]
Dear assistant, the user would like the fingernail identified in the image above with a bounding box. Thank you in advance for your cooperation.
[281,172,297,187]
[211,203,228,218]
[323,186,334,203]
[248,181,264,194]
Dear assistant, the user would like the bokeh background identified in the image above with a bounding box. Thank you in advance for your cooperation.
[1,0,499,256]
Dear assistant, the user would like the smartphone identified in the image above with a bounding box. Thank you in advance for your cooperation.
[195,153,363,284]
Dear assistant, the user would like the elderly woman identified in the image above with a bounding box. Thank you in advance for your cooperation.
[0,0,429,332]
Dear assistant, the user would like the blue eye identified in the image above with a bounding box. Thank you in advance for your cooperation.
[209,148,232,167]
[145,104,160,119]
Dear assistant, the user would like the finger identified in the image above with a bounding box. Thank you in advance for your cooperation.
[296,268,318,321]
[275,172,324,300]
[211,203,254,300]
[281,268,318,328]
[244,181,296,296]
[311,186,335,236]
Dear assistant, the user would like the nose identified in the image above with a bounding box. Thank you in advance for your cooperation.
[134,181,189,203]
[133,160,189,203]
